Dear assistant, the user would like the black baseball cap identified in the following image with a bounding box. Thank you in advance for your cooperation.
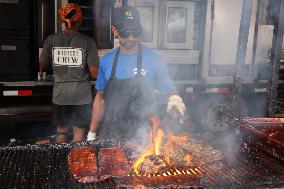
[112,5,143,35]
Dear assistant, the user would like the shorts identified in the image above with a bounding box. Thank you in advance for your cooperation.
[52,103,92,128]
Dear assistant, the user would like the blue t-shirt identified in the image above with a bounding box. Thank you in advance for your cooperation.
[96,45,176,95]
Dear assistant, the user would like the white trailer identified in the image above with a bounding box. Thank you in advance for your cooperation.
[1,0,283,135]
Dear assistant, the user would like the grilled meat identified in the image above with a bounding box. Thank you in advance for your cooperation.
[68,146,98,182]
[178,137,222,164]
[161,146,195,167]
[99,147,130,177]
[161,135,222,166]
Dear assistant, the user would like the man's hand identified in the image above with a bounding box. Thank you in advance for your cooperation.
[87,131,97,141]
[167,95,187,121]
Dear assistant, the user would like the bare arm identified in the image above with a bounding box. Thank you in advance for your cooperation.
[89,64,99,79]
[87,38,99,80]
[89,91,104,132]
[39,35,52,81]
[39,62,48,81]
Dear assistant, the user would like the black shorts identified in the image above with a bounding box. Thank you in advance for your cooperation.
[52,103,92,128]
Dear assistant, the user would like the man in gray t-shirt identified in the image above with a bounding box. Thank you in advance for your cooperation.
[39,3,99,143]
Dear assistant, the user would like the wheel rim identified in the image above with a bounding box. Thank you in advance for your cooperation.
[205,103,231,133]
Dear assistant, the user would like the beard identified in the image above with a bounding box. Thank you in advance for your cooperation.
[119,39,138,50]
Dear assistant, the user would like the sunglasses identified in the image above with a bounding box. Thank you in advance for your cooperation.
[118,31,141,38]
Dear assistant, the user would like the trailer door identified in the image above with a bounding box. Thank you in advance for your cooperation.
[130,0,205,83]
[0,0,38,81]
[202,0,257,84]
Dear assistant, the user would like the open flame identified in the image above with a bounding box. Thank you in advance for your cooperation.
[133,148,154,175]
[155,129,164,155]
[133,116,164,175]
[133,116,193,176]
[184,154,193,164]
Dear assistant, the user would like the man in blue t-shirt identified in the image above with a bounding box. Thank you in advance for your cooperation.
[87,5,186,141]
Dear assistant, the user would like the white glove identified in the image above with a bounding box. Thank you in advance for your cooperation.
[87,131,97,141]
[167,95,187,118]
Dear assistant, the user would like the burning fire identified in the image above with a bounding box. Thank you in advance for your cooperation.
[184,154,193,164]
[153,128,164,155]
[133,116,164,175]
[133,116,193,176]
[133,148,154,175]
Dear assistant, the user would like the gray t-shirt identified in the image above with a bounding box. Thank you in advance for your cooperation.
[40,32,99,105]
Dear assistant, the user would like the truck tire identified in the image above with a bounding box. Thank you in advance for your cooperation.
[202,101,231,133]
[198,95,248,134]
[191,95,249,147]
[200,97,231,133]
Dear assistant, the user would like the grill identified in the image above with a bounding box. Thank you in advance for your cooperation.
[0,135,284,189]
[237,118,284,161]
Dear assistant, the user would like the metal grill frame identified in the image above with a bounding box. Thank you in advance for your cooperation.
[0,140,284,189]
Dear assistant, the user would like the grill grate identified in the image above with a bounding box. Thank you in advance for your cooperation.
[0,141,283,188]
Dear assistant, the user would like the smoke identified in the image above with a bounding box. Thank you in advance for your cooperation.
[98,0,278,161]
[129,126,151,157]
[216,131,241,163]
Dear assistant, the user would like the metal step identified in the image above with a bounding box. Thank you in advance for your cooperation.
[0,106,51,115]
